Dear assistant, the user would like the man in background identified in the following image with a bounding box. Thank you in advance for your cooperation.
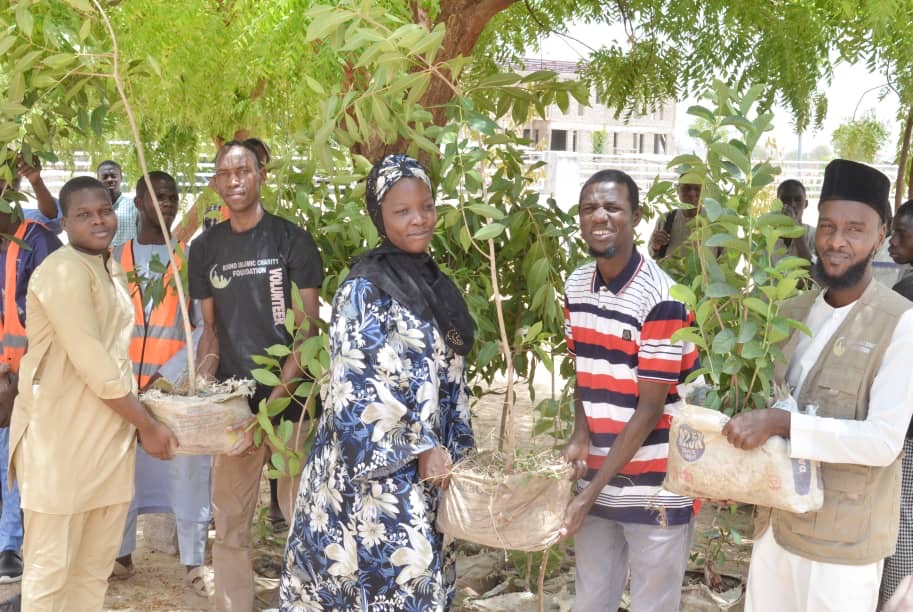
[0,154,63,234]
[111,172,212,597]
[648,176,702,260]
[0,183,62,584]
[97,160,138,247]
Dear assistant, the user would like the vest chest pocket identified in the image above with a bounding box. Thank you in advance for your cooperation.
[809,367,865,421]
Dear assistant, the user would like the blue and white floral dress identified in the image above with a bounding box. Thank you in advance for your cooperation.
[280,276,475,611]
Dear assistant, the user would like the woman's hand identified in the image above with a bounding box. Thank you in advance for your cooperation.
[418,446,453,490]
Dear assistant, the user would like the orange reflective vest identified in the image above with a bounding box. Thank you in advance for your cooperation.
[1,220,45,373]
[117,240,189,388]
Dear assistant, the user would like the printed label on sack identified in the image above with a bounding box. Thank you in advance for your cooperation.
[791,458,812,495]
[676,424,705,462]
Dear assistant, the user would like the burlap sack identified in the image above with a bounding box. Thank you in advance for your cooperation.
[436,454,574,551]
[141,385,253,456]
[664,405,823,513]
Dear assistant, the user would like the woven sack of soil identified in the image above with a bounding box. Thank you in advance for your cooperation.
[664,405,824,513]
[140,379,254,455]
[436,451,574,551]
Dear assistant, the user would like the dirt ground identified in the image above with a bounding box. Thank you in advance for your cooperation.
[0,378,753,611]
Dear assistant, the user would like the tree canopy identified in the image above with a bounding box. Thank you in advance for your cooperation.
[5,0,913,178]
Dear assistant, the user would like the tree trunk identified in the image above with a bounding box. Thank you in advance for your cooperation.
[353,0,516,163]
[896,107,913,211]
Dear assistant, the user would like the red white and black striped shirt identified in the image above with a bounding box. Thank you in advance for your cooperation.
[564,250,699,525]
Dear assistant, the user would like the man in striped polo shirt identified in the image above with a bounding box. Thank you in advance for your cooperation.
[560,169,700,612]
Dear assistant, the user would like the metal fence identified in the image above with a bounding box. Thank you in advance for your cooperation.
[22,151,902,213]
[527,151,900,210]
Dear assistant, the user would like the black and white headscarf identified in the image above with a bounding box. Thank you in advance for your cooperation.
[365,153,433,237]
[348,154,474,356]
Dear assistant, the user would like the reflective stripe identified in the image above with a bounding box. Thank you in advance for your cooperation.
[1,336,27,349]
[117,240,191,388]
[1,221,45,373]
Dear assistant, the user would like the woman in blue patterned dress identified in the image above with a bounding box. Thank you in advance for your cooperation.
[280,154,475,611]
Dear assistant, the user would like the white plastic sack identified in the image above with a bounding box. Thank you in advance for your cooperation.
[436,453,574,551]
[663,405,823,513]
[141,384,253,455]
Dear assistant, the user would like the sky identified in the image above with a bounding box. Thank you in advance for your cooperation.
[532,23,901,161]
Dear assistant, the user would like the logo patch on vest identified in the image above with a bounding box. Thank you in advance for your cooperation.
[676,424,705,462]
[833,336,875,356]
[622,329,632,341]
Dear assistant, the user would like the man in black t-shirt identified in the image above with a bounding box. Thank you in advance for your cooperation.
[188,140,323,611]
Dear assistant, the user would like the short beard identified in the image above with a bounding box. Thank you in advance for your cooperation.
[588,245,617,259]
[813,255,871,290]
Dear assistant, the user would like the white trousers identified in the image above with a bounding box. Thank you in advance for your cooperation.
[746,528,883,612]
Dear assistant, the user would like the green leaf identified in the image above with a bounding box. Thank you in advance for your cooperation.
[266,343,292,357]
[695,300,714,327]
[773,256,810,271]
[90,105,108,136]
[671,327,707,349]
[736,320,758,344]
[288,455,302,477]
[0,36,16,57]
[741,340,765,359]
[535,398,559,418]
[304,75,326,96]
[278,419,294,443]
[251,355,280,368]
[776,277,799,300]
[743,297,769,317]
[523,321,543,343]
[467,203,505,220]
[704,233,738,248]
[0,123,21,143]
[473,222,505,241]
[670,284,697,306]
[305,6,351,42]
[709,141,750,175]
[16,4,34,38]
[722,356,742,375]
[528,257,549,287]
[476,72,521,88]
[476,341,500,367]
[251,368,281,387]
[702,198,723,221]
[266,396,291,417]
[711,328,737,354]
[706,281,737,298]
[78,18,93,41]
[14,50,43,74]
[271,452,286,474]
[687,105,715,123]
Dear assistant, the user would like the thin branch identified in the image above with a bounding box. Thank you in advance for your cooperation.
[523,0,597,54]
[93,0,197,394]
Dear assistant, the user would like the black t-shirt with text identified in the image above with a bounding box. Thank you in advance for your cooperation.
[188,212,323,419]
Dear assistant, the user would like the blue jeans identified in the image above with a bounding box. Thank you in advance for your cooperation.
[0,426,23,552]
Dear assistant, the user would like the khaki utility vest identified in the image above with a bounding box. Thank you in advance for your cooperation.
[755,280,911,564]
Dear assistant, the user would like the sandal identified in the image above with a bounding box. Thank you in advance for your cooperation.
[186,565,213,598]
[109,559,135,581]
[270,516,289,533]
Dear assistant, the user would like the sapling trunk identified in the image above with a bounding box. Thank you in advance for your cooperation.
[95,0,196,394]
[488,237,516,470]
